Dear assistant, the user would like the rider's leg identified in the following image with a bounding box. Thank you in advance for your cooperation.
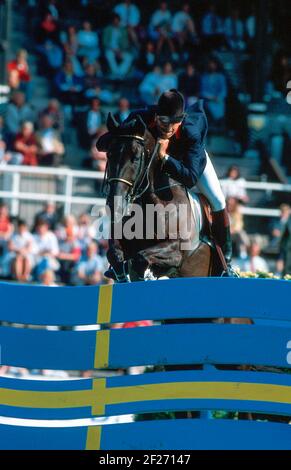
[196,151,233,266]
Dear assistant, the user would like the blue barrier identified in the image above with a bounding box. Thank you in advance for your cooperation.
[0,278,291,450]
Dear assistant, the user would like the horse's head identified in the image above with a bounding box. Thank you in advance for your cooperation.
[97,113,155,217]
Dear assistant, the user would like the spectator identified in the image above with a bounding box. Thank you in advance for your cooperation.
[63,43,84,78]
[40,269,58,286]
[0,116,23,165]
[7,219,35,282]
[14,121,38,166]
[221,166,249,204]
[159,62,178,93]
[278,215,291,276]
[57,231,81,284]
[103,14,135,79]
[77,213,96,254]
[201,3,224,50]
[5,91,35,139]
[34,202,58,231]
[33,220,59,280]
[224,8,246,52]
[76,241,104,285]
[60,25,79,56]
[149,2,177,62]
[149,1,172,41]
[37,40,64,79]
[56,214,79,241]
[178,62,200,106]
[269,204,291,250]
[171,3,198,53]
[114,0,141,28]
[36,114,65,166]
[83,62,102,101]
[200,58,227,126]
[269,51,291,95]
[82,63,117,104]
[139,65,162,105]
[138,40,156,73]
[239,241,269,273]
[85,98,105,142]
[114,98,130,123]
[39,99,64,134]
[0,140,22,165]
[46,0,60,21]
[54,60,84,119]
[226,197,249,259]
[245,5,256,44]
[0,203,13,262]
[77,21,100,63]
[38,12,59,44]
[7,49,32,100]
[89,130,108,172]
[0,116,11,149]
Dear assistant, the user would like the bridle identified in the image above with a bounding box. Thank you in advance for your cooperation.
[104,134,160,203]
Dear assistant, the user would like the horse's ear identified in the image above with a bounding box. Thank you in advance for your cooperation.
[135,114,146,137]
[107,112,119,133]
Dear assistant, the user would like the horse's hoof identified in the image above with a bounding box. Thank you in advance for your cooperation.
[144,268,157,281]
[221,266,240,278]
[104,269,117,281]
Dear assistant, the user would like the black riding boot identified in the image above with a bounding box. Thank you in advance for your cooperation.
[211,209,238,277]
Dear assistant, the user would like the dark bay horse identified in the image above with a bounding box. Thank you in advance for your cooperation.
[100,113,218,281]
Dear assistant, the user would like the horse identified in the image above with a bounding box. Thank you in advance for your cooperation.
[100,112,221,282]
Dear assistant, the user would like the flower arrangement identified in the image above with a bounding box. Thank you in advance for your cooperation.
[235,269,291,281]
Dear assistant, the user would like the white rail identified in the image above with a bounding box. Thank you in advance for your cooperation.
[0,165,290,218]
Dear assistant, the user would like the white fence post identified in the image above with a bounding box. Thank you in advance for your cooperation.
[11,171,20,217]
[64,174,73,215]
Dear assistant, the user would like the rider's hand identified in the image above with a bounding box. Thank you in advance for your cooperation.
[157,138,169,159]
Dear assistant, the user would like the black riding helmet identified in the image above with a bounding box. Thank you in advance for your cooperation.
[156,89,186,124]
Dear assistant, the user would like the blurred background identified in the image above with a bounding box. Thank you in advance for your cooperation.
[0,0,290,289]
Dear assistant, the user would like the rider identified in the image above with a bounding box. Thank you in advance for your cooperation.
[99,89,236,279]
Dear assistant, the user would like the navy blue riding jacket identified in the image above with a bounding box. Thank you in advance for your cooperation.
[125,99,208,189]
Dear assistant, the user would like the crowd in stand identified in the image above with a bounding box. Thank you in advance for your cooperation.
[2,0,289,170]
[1,1,290,169]
[0,200,111,285]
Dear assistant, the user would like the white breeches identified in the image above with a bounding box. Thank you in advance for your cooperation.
[195,151,226,212]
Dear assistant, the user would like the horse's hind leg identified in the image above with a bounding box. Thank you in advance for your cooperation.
[179,242,212,278]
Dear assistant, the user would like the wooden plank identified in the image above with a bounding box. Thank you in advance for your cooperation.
[1,419,291,450]
[1,278,290,326]
[1,323,291,370]
[1,370,291,420]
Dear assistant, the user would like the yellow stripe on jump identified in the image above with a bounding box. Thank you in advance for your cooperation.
[92,378,107,416]
[86,426,102,450]
[105,382,291,407]
[0,388,93,408]
[94,330,110,369]
[2,381,290,412]
[97,284,113,324]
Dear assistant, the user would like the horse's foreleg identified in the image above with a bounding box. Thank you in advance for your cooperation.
[106,238,129,281]
[129,240,183,279]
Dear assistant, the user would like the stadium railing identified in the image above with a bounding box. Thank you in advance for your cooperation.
[0,165,291,218]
